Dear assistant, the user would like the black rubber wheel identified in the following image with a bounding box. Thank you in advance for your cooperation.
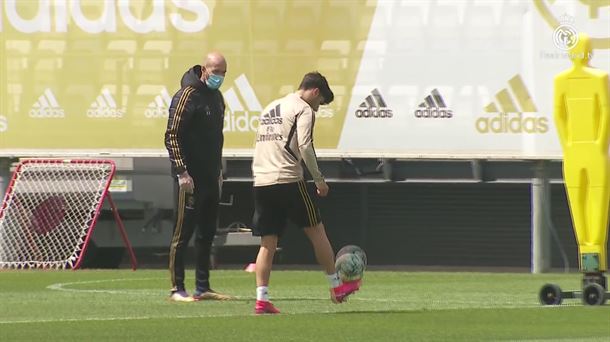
[539,284,563,305]
[582,283,606,306]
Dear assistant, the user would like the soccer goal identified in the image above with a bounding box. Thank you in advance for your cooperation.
[0,159,137,270]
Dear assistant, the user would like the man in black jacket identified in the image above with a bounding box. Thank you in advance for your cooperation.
[164,52,233,302]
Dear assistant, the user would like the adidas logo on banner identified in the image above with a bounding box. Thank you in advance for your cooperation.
[223,74,262,132]
[414,89,453,118]
[0,114,7,132]
[29,88,65,118]
[87,89,125,118]
[355,89,393,118]
[144,88,171,118]
[259,104,282,125]
[476,75,547,134]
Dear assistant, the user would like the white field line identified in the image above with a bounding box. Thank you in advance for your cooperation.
[0,278,580,325]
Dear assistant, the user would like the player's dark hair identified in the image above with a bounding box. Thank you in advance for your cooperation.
[298,72,334,105]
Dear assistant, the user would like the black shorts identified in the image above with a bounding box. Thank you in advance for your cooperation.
[252,180,322,236]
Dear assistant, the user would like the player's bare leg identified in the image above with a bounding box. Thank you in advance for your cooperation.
[303,222,335,274]
[304,222,358,303]
[254,234,280,314]
[256,234,278,287]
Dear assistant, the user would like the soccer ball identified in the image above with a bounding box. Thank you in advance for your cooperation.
[335,253,365,282]
[336,245,367,266]
[335,246,366,282]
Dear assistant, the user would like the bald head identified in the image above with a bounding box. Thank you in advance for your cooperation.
[204,52,227,76]
[200,51,227,89]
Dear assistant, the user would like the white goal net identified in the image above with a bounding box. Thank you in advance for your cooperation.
[0,159,126,269]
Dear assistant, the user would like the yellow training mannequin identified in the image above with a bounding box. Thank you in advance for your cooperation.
[554,33,610,272]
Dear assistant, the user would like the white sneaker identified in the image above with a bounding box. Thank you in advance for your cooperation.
[169,290,195,302]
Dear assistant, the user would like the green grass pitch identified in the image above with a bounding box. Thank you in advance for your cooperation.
[0,270,609,341]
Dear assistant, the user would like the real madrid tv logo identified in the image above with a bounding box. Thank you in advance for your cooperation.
[553,14,578,51]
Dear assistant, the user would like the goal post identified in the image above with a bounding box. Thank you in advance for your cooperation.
[0,159,137,270]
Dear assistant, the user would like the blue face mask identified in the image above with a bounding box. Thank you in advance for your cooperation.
[206,74,224,90]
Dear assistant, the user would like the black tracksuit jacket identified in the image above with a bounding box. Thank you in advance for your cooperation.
[164,65,225,178]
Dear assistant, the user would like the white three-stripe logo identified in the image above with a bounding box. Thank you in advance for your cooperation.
[87,89,125,118]
[223,74,262,113]
[145,88,171,118]
[29,88,65,118]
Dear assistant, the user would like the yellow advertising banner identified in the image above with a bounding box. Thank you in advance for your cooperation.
[4,1,607,159]
[0,0,375,153]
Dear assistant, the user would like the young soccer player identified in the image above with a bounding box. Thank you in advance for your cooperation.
[251,72,360,314]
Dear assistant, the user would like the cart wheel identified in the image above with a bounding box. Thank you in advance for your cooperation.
[539,284,563,305]
[582,283,606,306]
